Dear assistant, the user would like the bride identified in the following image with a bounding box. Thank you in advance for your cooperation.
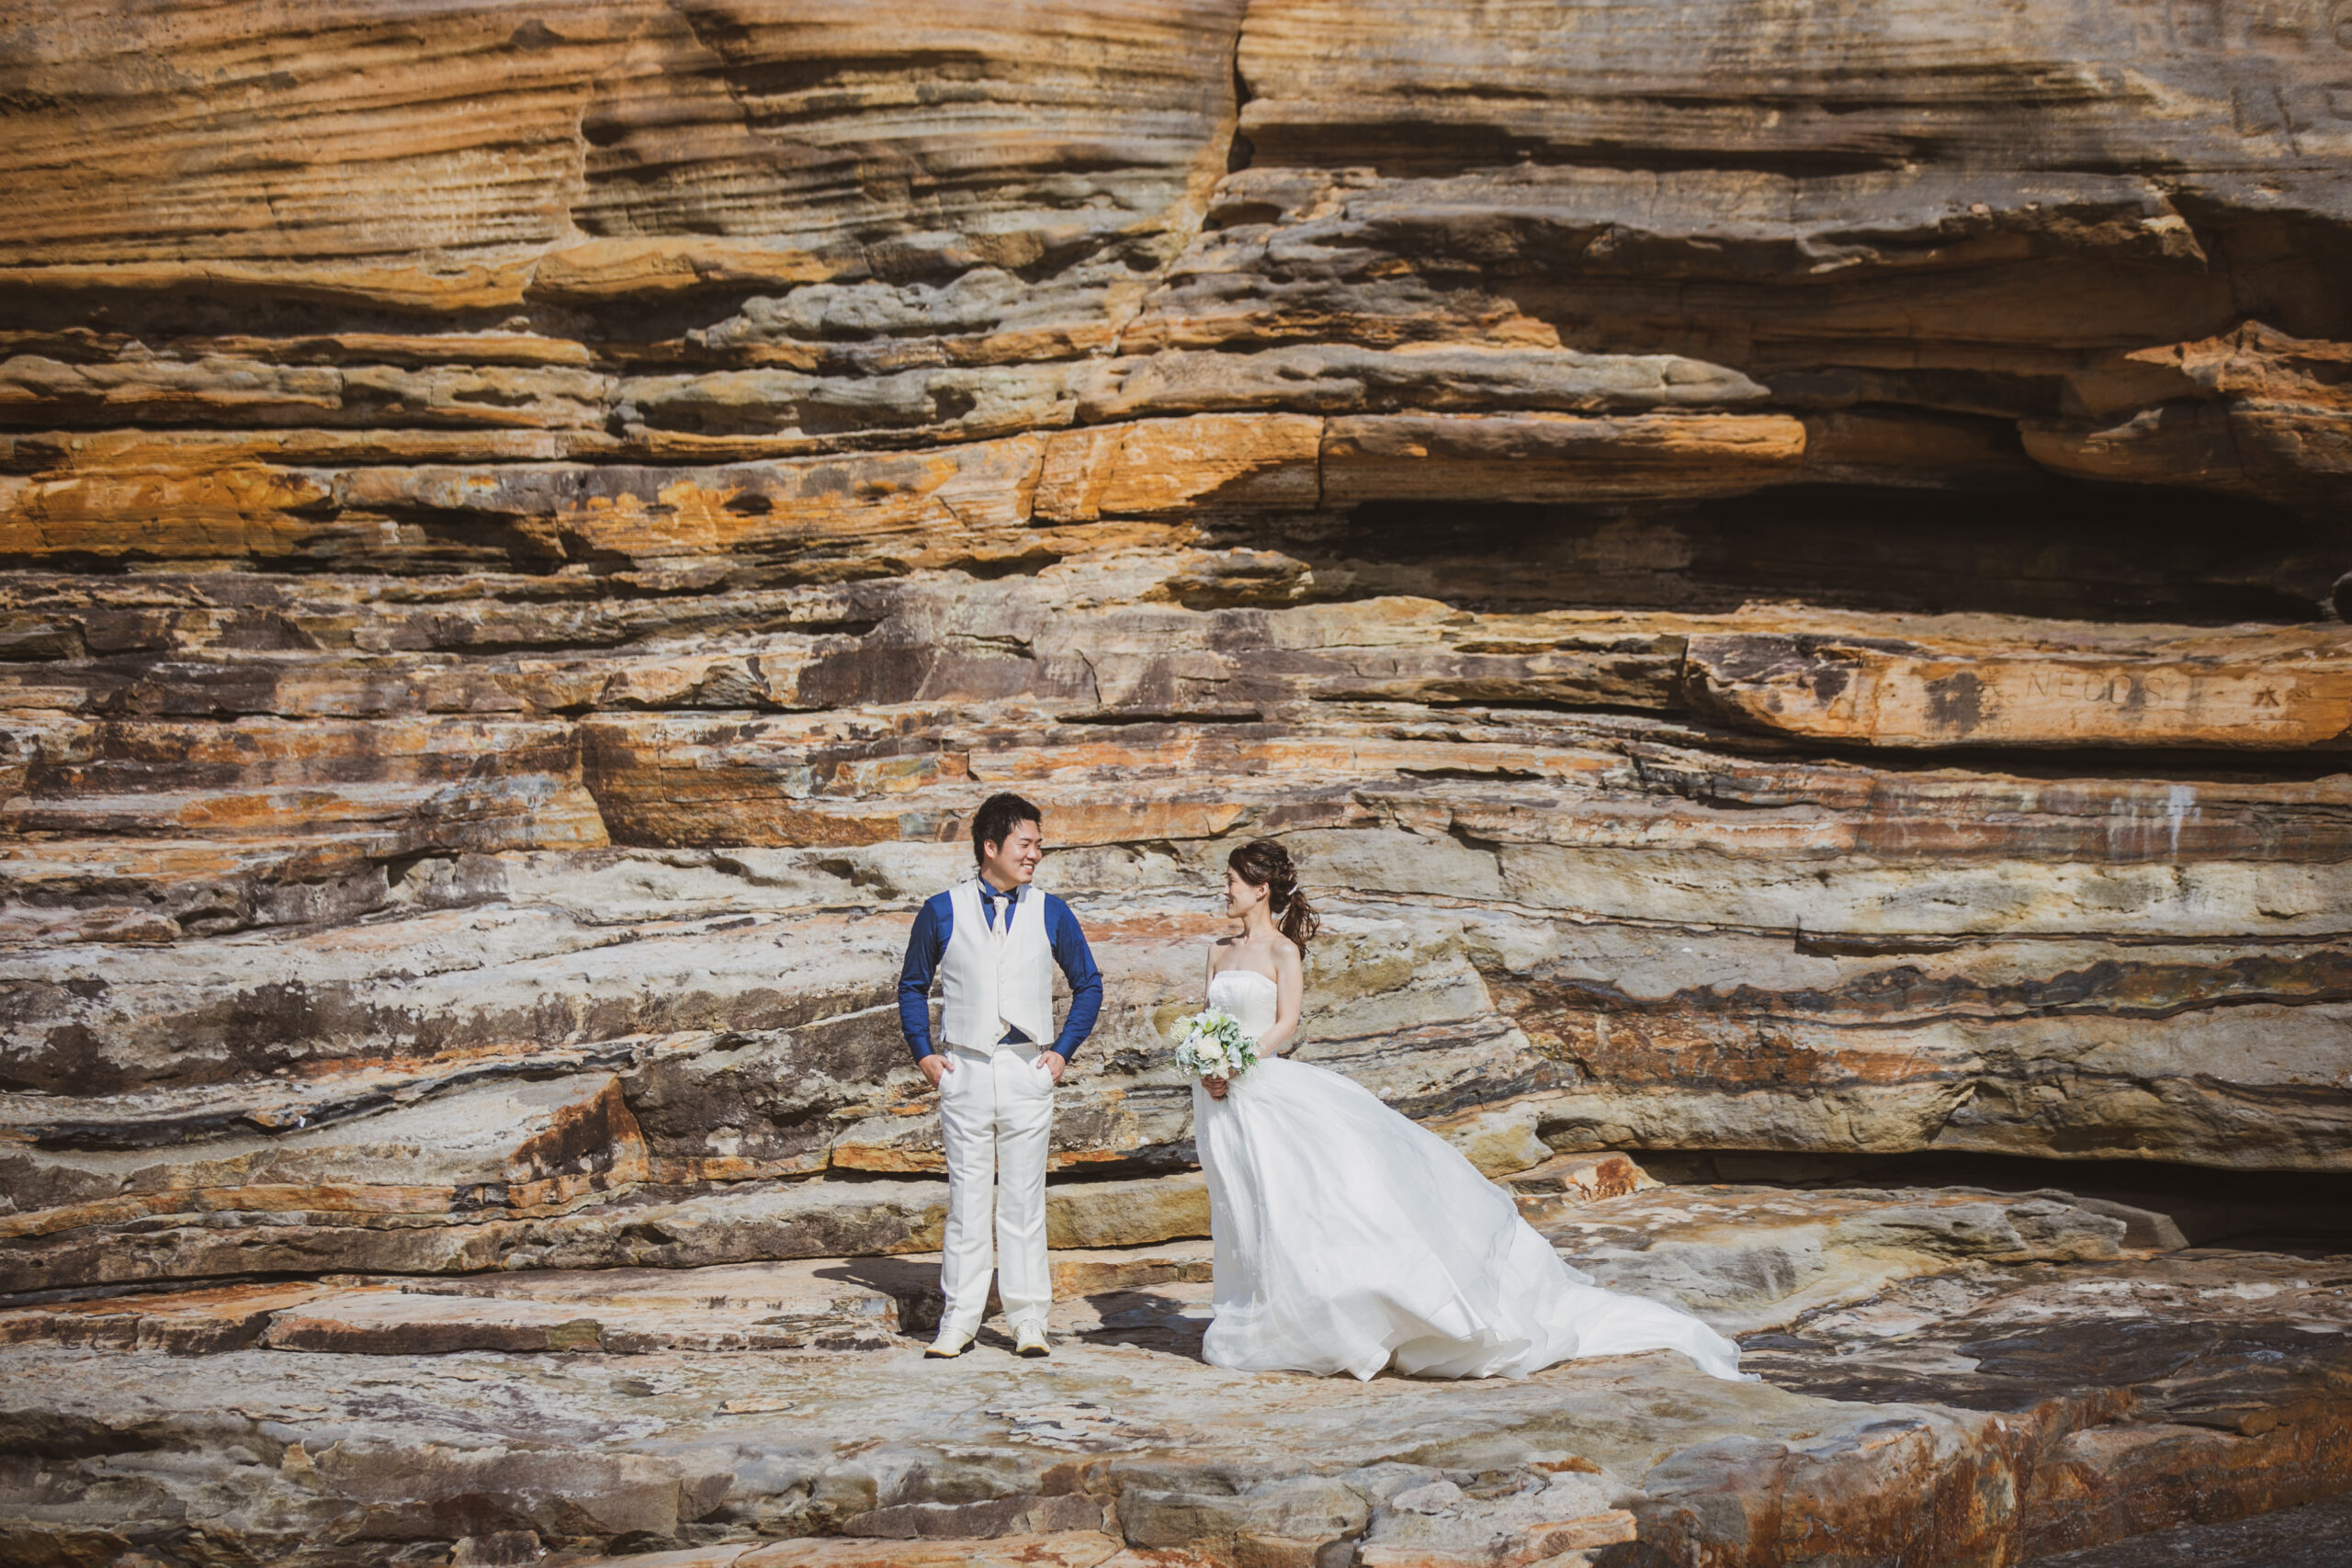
[1191,838,1747,1382]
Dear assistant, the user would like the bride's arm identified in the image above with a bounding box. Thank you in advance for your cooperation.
[1201,942,1230,1099]
[1258,941,1305,1055]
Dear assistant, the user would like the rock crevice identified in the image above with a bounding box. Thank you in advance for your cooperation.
[1,5,2348,1563]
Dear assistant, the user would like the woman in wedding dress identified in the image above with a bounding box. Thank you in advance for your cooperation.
[1190,839,1747,1382]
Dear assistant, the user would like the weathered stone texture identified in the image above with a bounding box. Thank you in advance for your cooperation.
[0,5,2348,1561]
[1,3,2348,1246]
[3,1224,2348,1568]
[2,0,2347,1219]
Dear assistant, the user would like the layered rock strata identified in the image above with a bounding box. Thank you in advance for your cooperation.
[1,4,2349,1562]
[4,1185,2349,1567]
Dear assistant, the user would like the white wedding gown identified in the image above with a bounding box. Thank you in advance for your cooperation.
[1192,968,1747,1382]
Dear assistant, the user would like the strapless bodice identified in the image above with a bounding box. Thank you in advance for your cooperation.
[1205,966,1279,1039]
[1188,963,1749,1385]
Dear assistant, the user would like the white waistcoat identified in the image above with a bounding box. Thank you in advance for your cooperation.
[939,879,1055,1048]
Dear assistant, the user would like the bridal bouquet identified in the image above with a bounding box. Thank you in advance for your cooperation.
[1171,1007,1261,1079]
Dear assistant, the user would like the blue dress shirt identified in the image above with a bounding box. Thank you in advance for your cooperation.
[897,882,1103,1062]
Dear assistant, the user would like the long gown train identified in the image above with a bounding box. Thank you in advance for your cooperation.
[1192,967,1746,1382]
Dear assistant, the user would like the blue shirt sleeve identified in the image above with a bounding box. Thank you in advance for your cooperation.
[1045,895,1103,1060]
[897,892,954,1061]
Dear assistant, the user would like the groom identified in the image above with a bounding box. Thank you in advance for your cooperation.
[897,792,1102,1359]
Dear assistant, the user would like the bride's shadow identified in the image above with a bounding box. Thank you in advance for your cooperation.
[812,1261,1213,1361]
[1068,1288,1211,1359]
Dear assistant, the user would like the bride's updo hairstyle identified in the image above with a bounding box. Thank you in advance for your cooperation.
[1228,838,1320,951]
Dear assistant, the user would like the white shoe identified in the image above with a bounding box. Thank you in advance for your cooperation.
[924,1326,974,1359]
[1013,1322,1049,1358]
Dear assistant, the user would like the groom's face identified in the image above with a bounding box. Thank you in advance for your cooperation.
[980,819,1044,889]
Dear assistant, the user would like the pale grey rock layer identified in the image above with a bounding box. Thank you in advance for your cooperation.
[0,6,2348,1563]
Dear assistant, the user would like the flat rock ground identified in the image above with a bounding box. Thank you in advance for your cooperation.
[6,1187,2348,1568]
[5,4,2351,1566]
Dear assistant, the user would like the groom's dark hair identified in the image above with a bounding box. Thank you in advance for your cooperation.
[970,792,1043,865]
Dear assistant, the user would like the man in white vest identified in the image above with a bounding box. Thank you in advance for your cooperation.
[897,792,1102,1358]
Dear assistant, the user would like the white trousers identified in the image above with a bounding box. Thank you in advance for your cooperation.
[937,1041,1057,1336]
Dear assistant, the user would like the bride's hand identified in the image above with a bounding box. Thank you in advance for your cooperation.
[1202,1075,1228,1100]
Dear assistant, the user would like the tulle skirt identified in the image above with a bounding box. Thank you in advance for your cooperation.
[1193,1056,1747,1382]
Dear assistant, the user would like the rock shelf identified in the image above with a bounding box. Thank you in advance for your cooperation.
[3,1190,2346,1567]
[3,1,2347,1562]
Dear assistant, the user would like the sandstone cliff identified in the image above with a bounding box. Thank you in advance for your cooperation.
[6,1,2348,1283]
[4,5,2351,1566]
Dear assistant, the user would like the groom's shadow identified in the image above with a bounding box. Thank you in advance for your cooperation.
[815,1257,951,1339]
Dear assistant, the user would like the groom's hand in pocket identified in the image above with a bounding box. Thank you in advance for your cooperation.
[1038,1050,1068,1086]
[920,1054,953,1090]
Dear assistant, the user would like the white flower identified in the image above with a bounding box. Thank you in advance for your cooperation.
[1170,1005,1263,1081]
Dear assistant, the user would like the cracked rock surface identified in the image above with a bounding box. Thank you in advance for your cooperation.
[2,4,2349,1563]
[3,1204,2347,1567]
